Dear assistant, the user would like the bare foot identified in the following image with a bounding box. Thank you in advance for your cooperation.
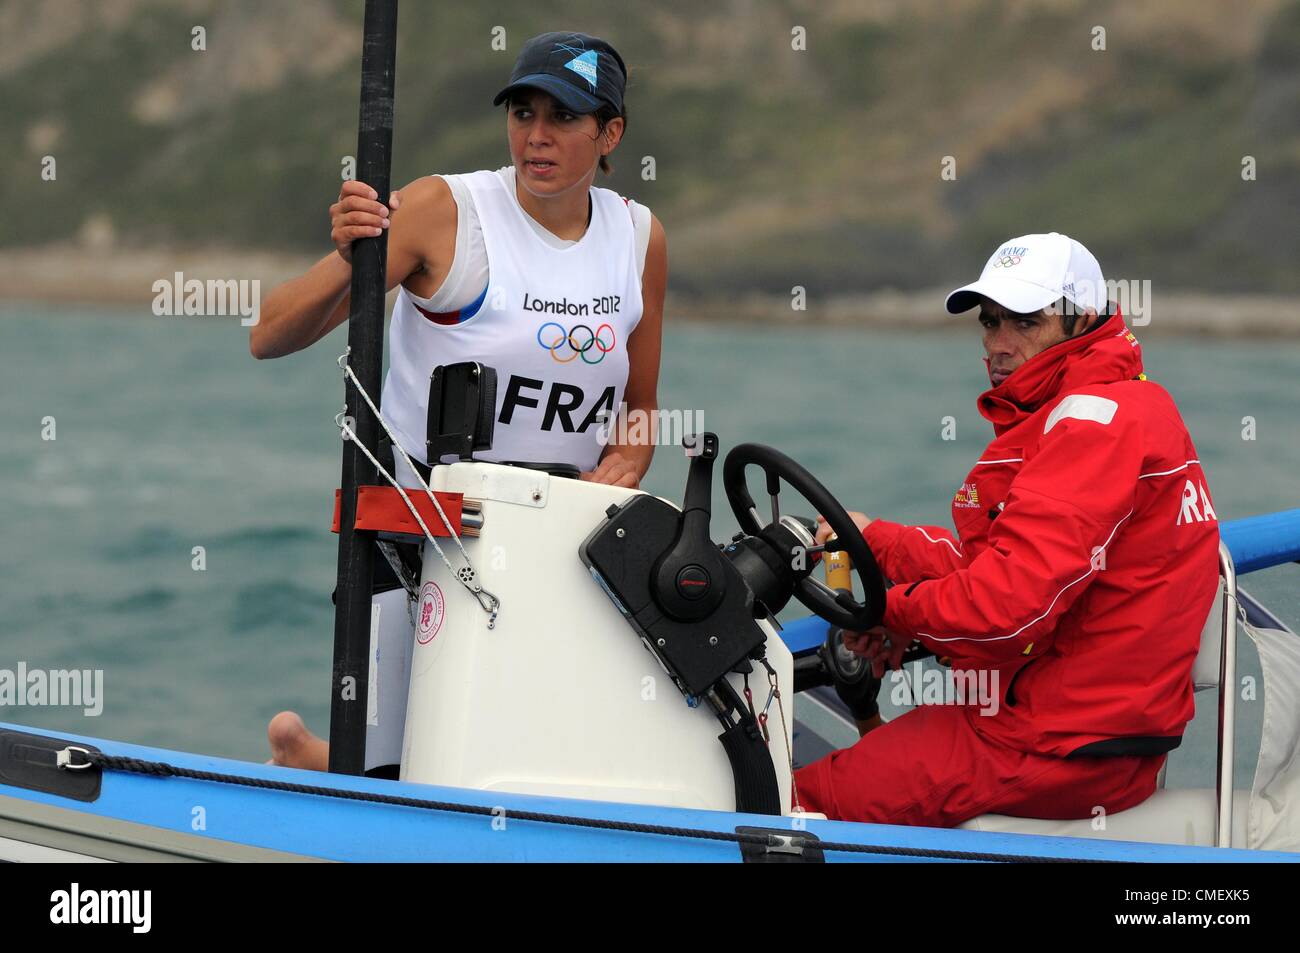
[267,711,330,771]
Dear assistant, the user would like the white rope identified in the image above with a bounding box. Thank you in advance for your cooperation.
[336,349,499,628]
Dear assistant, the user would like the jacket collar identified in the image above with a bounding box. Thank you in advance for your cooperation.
[977,308,1144,435]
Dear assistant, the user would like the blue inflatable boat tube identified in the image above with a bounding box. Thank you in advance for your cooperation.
[1221,507,1300,575]
[0,721,1289,862]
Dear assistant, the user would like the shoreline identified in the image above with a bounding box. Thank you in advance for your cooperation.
[2,245,1295,337]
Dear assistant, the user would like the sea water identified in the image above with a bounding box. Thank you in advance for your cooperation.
[2,304,1297,790]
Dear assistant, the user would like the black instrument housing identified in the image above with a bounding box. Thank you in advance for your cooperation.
[580,494,765,698]
[427,362,497,463]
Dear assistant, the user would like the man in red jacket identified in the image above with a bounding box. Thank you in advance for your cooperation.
[797,232,1221,827]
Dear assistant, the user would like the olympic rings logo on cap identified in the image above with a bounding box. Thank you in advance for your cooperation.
[536,322,616,364]
[993,255,1023,268]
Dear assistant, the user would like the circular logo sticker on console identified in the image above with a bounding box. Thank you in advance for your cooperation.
[416,581,445,644]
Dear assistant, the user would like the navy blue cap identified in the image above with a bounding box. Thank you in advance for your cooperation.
[492,32,626,115]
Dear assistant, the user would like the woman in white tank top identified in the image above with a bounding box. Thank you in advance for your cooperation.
[252,32,667,774]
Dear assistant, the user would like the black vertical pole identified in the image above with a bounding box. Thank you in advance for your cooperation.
[329,0,399,776]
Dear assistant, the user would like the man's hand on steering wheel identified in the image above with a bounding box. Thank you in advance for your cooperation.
[843,626,915,679]
[814,511,872,548]
[814,509,915,673]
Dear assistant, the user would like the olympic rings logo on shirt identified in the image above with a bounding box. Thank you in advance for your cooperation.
[993,255,1023,268]
[536,322,617,364]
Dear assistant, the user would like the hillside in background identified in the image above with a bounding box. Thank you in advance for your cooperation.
[2,0,1298,300]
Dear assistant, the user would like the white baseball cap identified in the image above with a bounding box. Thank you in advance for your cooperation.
[945,232,1108,316]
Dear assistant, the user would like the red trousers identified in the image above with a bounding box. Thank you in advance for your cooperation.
[794,703,1165,827]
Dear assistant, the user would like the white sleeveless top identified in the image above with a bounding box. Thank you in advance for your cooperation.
[381,169,645,471]
[411,168,652,315]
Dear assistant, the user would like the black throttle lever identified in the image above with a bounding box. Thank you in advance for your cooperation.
[651,433,729,622]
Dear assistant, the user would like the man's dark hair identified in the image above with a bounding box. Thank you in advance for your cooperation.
[1053,296,1109,337]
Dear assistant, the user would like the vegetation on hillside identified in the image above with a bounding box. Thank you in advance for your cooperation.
[3,0,1298,296]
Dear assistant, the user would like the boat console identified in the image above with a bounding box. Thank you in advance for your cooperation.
[398,363,886,815]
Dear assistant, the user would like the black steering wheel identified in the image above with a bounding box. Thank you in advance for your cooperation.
[723,443,885,631]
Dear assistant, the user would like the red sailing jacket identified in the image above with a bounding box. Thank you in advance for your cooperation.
[871,311,1221,758]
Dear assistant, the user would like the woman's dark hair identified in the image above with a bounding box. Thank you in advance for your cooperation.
[594,102,626,176]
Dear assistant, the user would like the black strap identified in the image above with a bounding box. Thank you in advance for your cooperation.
[1066,736,1183,759]
[0,729,102,802]
[717,719,782,815]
